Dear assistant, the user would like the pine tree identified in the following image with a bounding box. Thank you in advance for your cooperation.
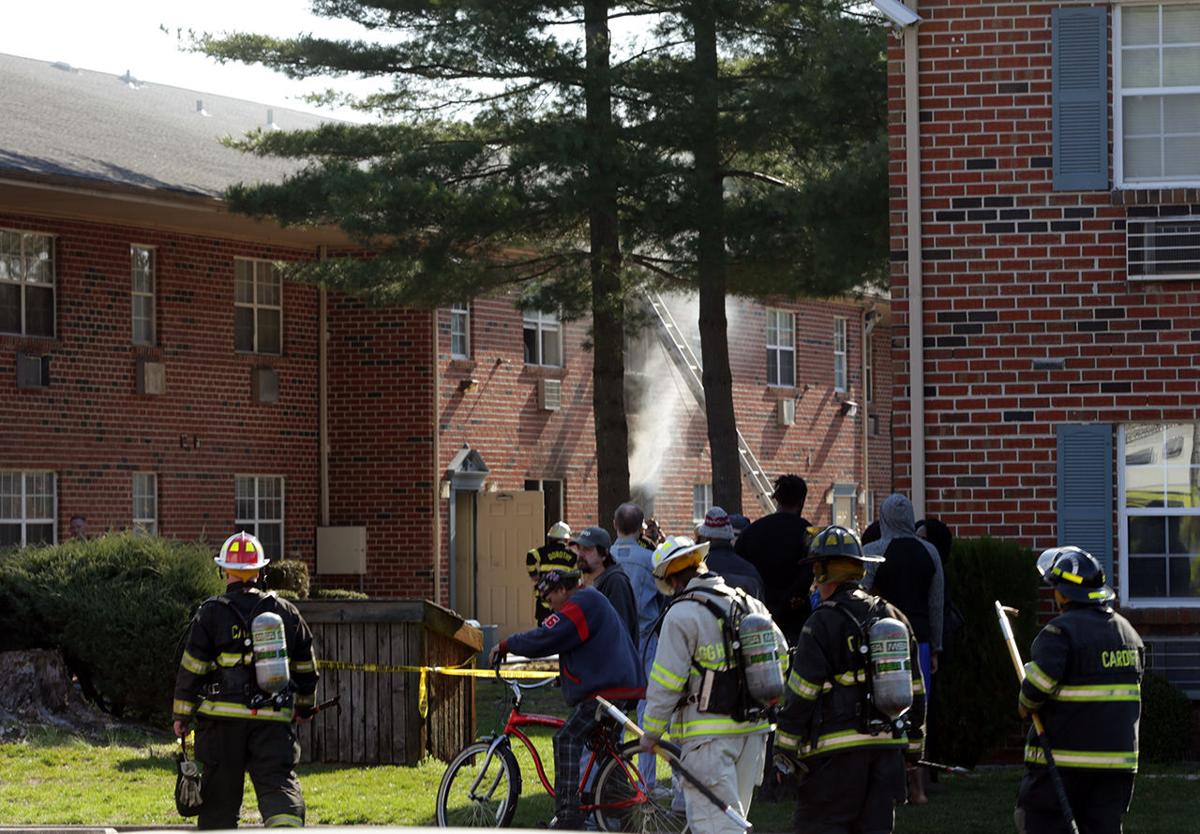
[196,0,888,519]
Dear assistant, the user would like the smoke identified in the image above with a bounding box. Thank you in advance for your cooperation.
[626,291,756,513]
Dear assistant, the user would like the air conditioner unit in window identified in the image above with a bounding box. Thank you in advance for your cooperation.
[252,366,279,403]
[136,359,165,395]
[16,353,50,389]
[777,398,795,426]
[1127,216,1200,280]
[539,378,562,411]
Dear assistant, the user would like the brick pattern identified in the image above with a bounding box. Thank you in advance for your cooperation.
[0,211,320,563]
[886,3,1200,605]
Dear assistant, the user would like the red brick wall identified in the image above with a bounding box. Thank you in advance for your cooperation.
[886,3,1200,610]
[0,211,320,561]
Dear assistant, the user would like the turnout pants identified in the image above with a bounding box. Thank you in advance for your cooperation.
[194,716,305,829]
[793,748,906,834]
[679,732,767,834]
[1015,767,1135,834]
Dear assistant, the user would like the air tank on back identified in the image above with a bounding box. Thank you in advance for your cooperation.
[868,617,913,720]
[738,611,785,705]
[251,611,291,695]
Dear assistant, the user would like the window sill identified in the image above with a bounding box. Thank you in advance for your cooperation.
[1110,187,1200,207]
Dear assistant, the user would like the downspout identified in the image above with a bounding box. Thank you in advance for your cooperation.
[318,247,329,529]
[861,307,875,530]
[431,310,442,606]
[903,12,926,519]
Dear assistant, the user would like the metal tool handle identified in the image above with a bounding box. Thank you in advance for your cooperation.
[994,602,1080,834]
[595,696,753,833]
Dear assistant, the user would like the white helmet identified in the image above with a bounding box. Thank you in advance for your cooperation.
[651,536,710,595]
[547,521,571,541]
[214,531,270,570]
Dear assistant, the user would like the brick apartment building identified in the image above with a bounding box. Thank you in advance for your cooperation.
[886,0,1200,695]
[0,53,892,637]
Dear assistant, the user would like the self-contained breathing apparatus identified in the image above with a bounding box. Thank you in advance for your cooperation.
[201,595,295,712]
[667,586,786,723]
[822,599,914,738]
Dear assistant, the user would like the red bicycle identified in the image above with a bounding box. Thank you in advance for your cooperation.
[435,675,683,831]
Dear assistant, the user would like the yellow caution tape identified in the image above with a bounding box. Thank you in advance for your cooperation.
[314,659,557,719]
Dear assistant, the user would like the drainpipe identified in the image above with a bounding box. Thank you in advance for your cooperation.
[862,306,877,530]
[318,248,329,528]
[902,10,926,519]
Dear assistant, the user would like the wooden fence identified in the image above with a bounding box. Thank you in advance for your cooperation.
[295,599,482,765]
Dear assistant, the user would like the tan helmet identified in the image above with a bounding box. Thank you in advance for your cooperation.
[547,521,571,541]
[651,536,710,595]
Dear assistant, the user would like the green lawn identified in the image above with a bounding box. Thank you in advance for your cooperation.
[0,680,1196,831]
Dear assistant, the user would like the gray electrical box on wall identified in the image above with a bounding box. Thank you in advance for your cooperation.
[317,526,367,574]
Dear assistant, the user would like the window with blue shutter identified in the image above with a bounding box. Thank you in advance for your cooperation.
[1056,423,1114,578]
[1052,7,1109,191]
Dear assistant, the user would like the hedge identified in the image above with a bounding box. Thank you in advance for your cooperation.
[263,559,310,598]
[1140,673,1194,763]
[312,587,369,600]
[926,536,1040,768]
[0,533,222,722]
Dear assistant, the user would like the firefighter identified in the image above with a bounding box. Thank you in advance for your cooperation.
[776,526,925,834]
[526,521,576,621]
[172,532,319,829]
[638,537,787,834]
[1015,546,1143,834]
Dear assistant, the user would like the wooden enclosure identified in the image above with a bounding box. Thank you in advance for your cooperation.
[296,599,482,764]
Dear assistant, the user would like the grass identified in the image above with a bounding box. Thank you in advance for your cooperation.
[0,680,1196,831]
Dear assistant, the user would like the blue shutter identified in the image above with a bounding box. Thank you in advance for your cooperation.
[1052,7,1108,191]
[1056,423,1114,577]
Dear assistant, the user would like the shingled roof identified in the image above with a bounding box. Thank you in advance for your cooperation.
[0,53,332,199]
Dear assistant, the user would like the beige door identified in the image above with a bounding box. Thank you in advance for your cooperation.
[476,491,545,637]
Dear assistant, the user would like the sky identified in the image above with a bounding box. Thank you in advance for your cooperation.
[0,0,379,121]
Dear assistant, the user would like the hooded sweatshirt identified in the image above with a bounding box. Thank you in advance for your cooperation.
[862,494,945,652]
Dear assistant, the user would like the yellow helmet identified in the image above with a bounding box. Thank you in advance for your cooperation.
[651,536,710,595]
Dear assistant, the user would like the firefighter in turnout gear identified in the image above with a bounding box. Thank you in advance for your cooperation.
[1015,546,1143,834]
[639,537,788,834]
[777,526,926,834]
[172,532,319,829]
[527,521,576,621]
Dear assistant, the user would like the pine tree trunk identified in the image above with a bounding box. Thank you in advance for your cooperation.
[690,1,743,514]
[585,0,631,530]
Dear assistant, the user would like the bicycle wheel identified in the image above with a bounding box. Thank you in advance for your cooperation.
[436,740,522,828]
[592,740,688,834]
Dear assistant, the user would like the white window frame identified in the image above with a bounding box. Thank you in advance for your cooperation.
[234,259,283,355]
[450,303,471,359]
[692,484,713,528]
[833,317,848,392]
[235,475,285,561]
[0,471,57,547]
[131,244,156,346]
[1117,423,1200,608]
[523,309,563,368]
[132,472,158,536]
[1114,3,1200,189]
[0,229,56,337]
[766,308,796,388]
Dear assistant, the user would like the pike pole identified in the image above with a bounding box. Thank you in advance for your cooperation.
[994,602,1080,834]
[594,696,753,833]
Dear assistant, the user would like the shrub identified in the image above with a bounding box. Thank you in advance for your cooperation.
[311,587,369,600]
[0,533,223,722]
[263,559,310,598]
[1140,673,1194,763]
[927,536,1040,768]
